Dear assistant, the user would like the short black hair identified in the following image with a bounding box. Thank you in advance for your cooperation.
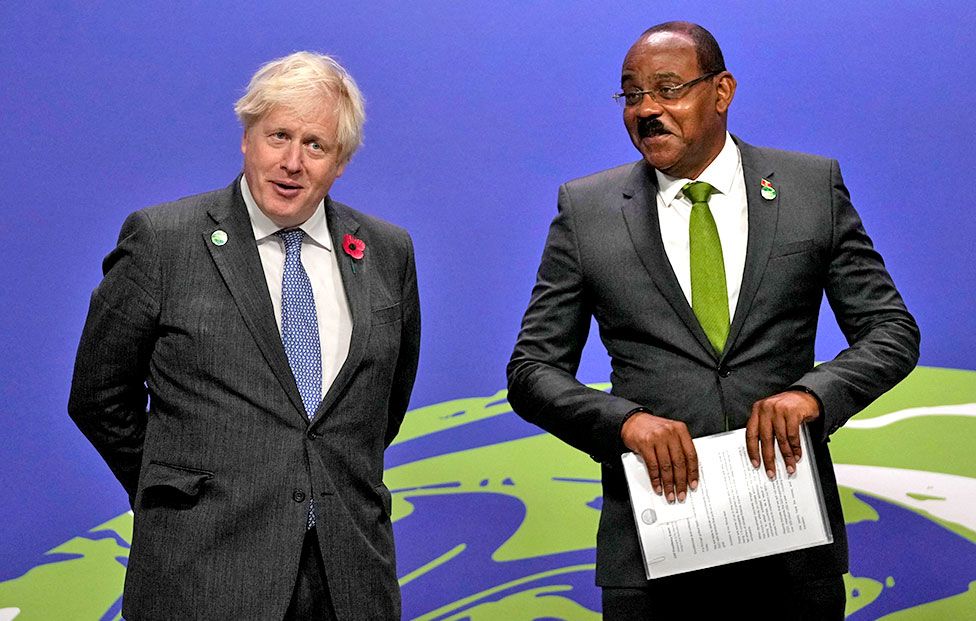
[640,21,726,74]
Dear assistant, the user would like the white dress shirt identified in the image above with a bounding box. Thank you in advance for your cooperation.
[241,177,352,397]
[655,132,749,320]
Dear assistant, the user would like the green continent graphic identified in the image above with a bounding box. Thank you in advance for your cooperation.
[828,367,976,619]
[0,513,130,620]
[388,386,608,563]
[437,586,601,621]
[2,367,974,620]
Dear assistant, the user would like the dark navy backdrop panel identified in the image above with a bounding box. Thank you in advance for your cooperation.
[2,0,973,601]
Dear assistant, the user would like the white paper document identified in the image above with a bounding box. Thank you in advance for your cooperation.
[621,425,832,579]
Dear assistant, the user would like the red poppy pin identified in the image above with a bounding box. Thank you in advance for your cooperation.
[342,234,366,260]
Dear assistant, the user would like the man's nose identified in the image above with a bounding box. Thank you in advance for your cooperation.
[635,92,664,117]
[280,143,303,173]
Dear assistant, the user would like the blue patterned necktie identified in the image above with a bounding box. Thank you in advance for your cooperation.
[276,228,321,528]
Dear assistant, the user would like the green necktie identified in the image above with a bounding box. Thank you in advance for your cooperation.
[684,181,729,354]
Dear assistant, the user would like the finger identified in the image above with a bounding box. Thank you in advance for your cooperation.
[667,432,688,502]
[772,414,795,475]
[759,412,776,479]
[642,449,663,496]
[745,406,761,468]
[654,442,676,503]
[788,418,803,465]
[679,431,700,491]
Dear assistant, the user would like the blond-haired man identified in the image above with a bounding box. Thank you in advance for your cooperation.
[70,52,419,620]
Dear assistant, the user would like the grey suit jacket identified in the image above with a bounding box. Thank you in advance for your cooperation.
[69,178,420,619]
[507,138,919,586]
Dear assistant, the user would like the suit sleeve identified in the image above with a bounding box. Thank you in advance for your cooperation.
[507,184,642,463]
[68,210,161,505]
[384,232,421,447]
[794,160,920,440]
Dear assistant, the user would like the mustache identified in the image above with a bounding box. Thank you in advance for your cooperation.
[637,118,671,138]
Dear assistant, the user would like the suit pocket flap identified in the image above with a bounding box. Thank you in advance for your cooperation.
[374,483,393,516]
[142,461,213,497]
[772,238,816,257]
[371,302,401,326]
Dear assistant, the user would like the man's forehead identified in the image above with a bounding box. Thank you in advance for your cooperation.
[637,29,695,49]
[255,103,337,130]
[622,32,699,77]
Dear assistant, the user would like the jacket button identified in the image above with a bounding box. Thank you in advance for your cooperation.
[292,490,306,503]
[308,431,320,440]
[718,366,732,378]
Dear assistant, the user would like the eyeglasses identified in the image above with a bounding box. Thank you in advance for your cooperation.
[613,70,722,107]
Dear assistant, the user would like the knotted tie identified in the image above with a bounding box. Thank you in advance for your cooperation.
[684,181,730,354]
[277,228,321,528]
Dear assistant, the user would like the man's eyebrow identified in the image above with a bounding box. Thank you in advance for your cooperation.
[621,70,682,85]
[303,133,333,145]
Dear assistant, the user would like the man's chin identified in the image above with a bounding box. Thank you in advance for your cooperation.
[641,151,678,175]
[637,138,681,173]
[259,201,314,228]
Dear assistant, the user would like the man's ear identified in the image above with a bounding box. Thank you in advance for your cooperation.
[715,71,737,115]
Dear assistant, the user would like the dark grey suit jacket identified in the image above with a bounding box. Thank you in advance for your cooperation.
[507,138,919,586]
[69,178,420,619]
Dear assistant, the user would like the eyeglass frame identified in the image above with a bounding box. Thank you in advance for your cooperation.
[612,70,723,107]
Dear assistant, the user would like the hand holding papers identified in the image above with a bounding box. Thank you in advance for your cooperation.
[622,425,832,579]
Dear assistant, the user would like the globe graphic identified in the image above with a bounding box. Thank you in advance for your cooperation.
[1,366,974,620]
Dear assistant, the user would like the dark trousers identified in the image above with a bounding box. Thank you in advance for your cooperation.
[284,527,338,621]
[602,563,846,620]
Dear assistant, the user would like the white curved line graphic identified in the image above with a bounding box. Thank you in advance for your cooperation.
[833,464,976,531]
[846,403,976,429]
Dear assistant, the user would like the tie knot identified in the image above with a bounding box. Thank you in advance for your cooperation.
[276,228,305,253]
[683,181,714,205]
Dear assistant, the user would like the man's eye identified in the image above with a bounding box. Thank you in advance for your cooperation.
[270,131,288,141]
[624,91,645,105]
[305,142,329,157]
[657,85,682,99]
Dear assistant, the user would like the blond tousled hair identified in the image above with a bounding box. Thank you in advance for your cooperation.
[234,51,365,162]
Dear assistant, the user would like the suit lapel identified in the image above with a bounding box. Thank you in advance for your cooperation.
[204,179,307,421]
[312,197,371,426]
[724,138,780,358]
[620,161,718,362]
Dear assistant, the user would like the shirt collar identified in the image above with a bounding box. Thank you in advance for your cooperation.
[240,176,332,251]
[655,132,741,208]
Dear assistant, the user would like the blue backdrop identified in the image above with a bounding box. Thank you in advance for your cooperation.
[2,2,974,619]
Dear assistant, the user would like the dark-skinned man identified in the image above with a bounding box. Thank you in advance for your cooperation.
[508,21,918,619]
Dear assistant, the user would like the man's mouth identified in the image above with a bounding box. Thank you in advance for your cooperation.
[272,181,303,191]
[638,118,671,139]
